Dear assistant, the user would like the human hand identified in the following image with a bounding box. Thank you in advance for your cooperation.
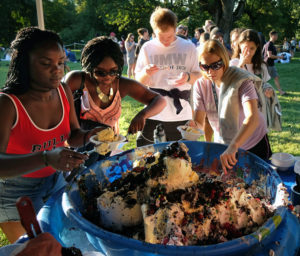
[220,144,238,174]
[173,72,190,86]
[185,120,198,128]
[127,112,146,134]
[264,87,274,98]
[46,147,88,171]
[16,233,62,256]
[240,46,252,66]
[144,64,160,76]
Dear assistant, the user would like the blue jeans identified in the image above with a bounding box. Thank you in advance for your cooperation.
[0,172,66,222]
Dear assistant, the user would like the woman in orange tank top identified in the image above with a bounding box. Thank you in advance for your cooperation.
[0,27,106,243]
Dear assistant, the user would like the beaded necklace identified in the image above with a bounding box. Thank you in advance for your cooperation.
[96,86,114,103]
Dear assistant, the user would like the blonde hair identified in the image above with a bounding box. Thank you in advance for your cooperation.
[150,7,177,31]
[198,39,229,75]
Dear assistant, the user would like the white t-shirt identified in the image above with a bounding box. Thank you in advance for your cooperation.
[135,36,200,121]
[229,58,271,83]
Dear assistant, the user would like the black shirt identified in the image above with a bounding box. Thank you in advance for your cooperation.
[264,41,277,66]
[135,38,149,60]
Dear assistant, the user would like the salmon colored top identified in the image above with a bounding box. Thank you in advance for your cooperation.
[80,79,121,134]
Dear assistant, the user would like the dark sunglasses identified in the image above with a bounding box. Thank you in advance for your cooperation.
[94,70,119,77]
[199,60,224,72]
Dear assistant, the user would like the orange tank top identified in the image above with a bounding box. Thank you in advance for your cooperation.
[3,85,71,178]
[81,79,122,133]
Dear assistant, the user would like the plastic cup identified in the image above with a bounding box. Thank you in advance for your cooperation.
[166,75,180,85]
[291,184,300,206]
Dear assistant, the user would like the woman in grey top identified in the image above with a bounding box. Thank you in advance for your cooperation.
[125,33,136,78]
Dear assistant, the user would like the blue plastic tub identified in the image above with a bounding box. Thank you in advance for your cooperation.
[41,141,300,255]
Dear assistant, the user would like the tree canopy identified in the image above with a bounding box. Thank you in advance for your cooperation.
[0,0,299,47]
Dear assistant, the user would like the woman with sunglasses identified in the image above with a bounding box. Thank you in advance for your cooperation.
[64,36,166,136]
[193,39,271,173]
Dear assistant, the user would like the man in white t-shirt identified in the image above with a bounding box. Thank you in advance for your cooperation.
[135,7,201,146]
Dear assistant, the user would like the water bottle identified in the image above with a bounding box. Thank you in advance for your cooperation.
[153,124,167,144]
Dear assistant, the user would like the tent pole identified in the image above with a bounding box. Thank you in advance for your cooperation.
[36,0,45,30]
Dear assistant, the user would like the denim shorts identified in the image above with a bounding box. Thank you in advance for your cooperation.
[0,172,66,222]
[267,65,278,78]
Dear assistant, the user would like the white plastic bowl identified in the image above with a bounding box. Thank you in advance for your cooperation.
[271,152,295,171]
[89,134,127,152]
[177,125,204,141]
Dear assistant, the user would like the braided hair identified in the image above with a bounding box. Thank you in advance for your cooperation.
[81,36,124,78]
[2,27,63,95]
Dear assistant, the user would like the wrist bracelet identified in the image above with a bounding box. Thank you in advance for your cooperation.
[186,72,191,82]
[42,151,49,167]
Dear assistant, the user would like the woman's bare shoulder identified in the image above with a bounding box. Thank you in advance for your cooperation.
[63,70,87,91]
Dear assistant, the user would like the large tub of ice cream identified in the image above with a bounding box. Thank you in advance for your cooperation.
[58,141,299,256]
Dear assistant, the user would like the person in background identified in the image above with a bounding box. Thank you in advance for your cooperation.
[119,35,127,66]
[290,37,297,58]
[176,24,188,40]
[230,27,245,53]
[194,27,205,47]
[109,32,118,43]
[282,37,290,52]
[263,30,286,95]
[230,29,282,131]
[125,33,136,79]
[64,36,166,138]
[203,20,215,33]
[0,27,107,243]
[135,28,149,63]
[192,39,271,172]
[258,32,266,48]
[63,50,71,74]
[135,7,201,146]
[65,48,77,62]
[210,27,232,58]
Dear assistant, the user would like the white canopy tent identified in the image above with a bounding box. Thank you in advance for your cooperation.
[36,0,45,30]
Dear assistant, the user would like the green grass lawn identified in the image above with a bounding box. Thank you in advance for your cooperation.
[0,53,300,246]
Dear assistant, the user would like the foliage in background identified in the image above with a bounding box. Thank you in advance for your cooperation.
[0,0,299,47]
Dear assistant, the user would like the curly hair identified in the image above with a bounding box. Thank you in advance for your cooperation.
[232,29,263,74]
[80,36,124,77]
[2,27,63,95]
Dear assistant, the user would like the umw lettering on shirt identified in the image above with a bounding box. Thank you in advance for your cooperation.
[31,134,66,152]
[149,53,187,66]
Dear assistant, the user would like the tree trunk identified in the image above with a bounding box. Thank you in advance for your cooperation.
[215,0,235,44]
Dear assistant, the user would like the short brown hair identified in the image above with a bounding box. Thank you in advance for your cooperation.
[150,7,177,31]
[137,28,148,36]
[269,30,278,37]
[198,39,229,78]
